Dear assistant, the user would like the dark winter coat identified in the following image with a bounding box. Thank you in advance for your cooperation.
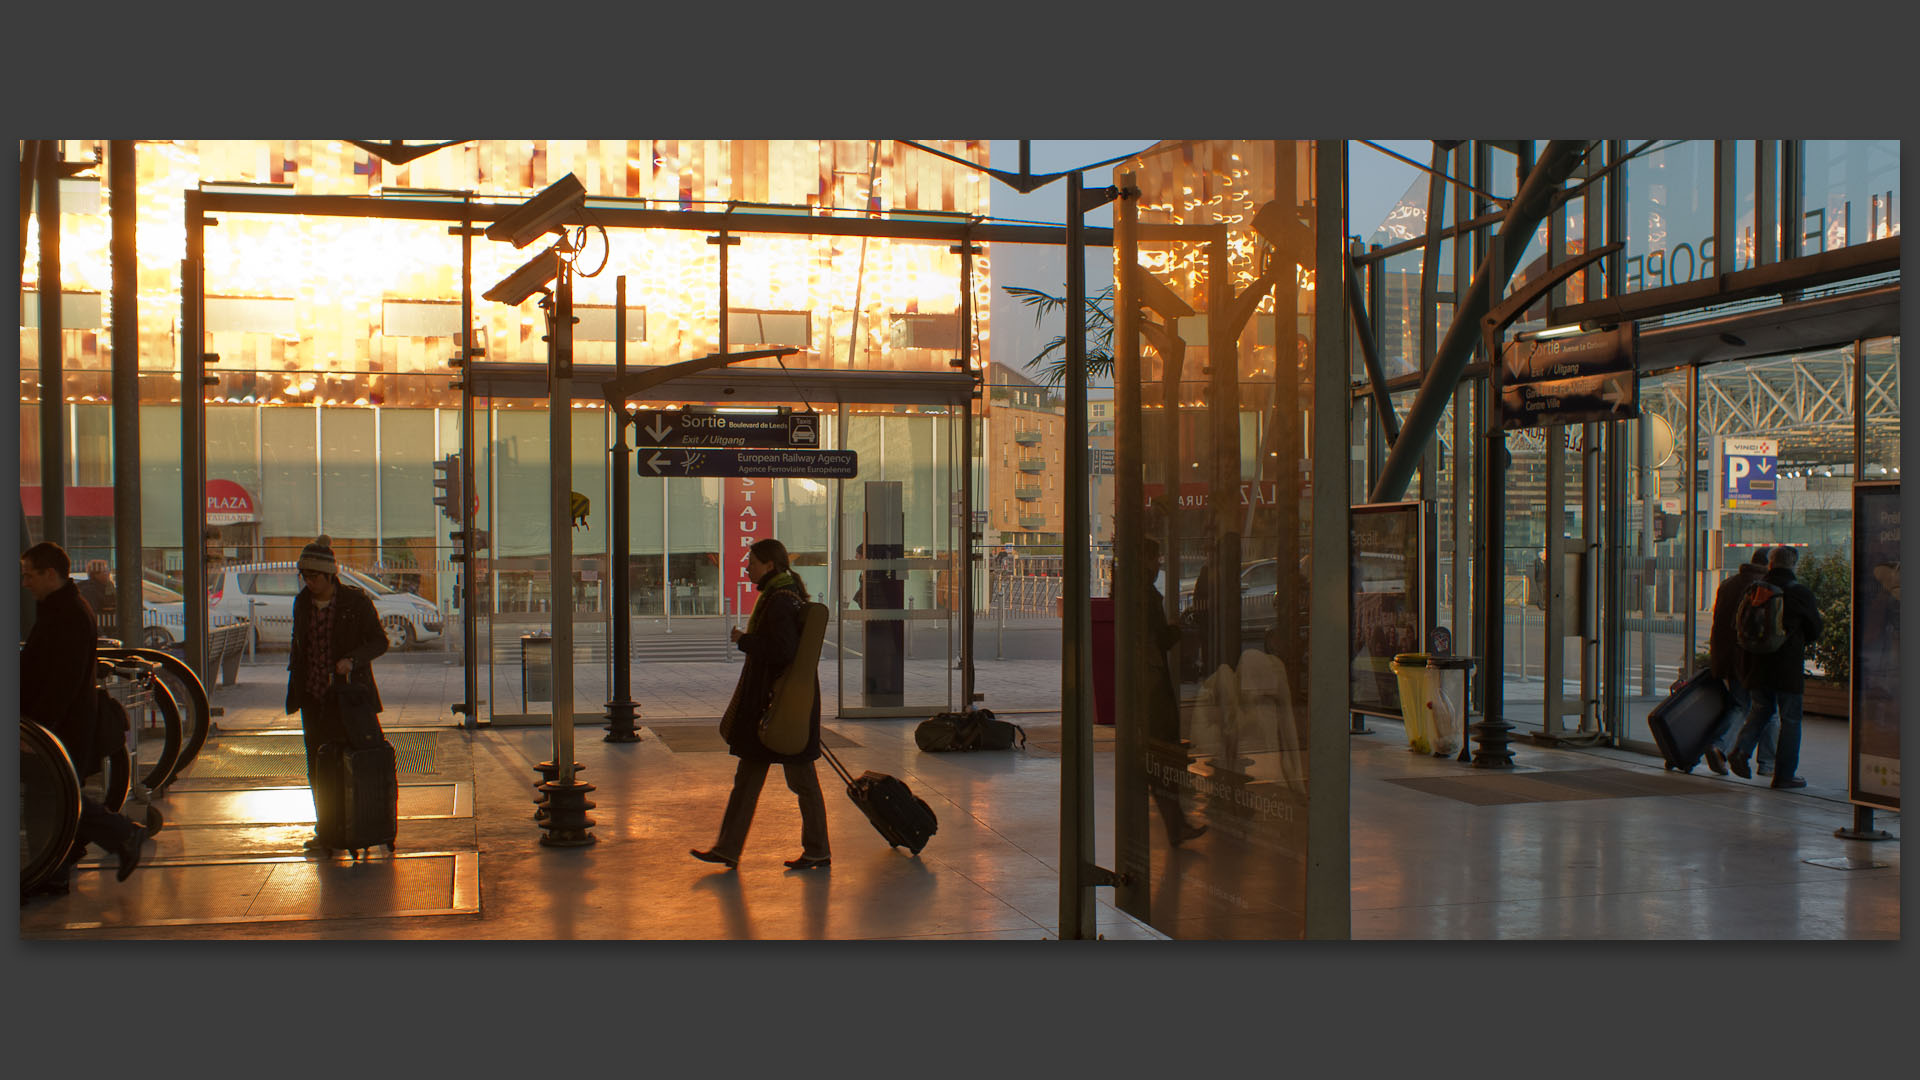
[722,576,821,764]
[1709,562,1767,682]
[1144,579,1182,742]
[20,580,102,769]
[285,582,389,714]
[1741,567,1823,694]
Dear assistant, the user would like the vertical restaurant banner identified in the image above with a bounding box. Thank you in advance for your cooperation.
[722,477,767,618]
[1851,482,1900,812]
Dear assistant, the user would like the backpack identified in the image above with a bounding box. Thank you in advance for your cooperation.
[914,708,1026,752]
[1734,581,1788,653]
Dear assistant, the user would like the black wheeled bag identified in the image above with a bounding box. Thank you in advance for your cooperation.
[1647,669,1729,773]
[311,676,398,858]
[312,740,398,858]
[821,745,937,854]
[914,707,1026,752]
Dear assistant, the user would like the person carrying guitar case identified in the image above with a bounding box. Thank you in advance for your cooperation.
[691,539,833,871]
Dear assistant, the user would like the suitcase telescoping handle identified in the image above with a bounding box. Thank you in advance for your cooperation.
[819,744,856,789]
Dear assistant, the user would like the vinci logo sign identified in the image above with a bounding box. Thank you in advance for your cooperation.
[1723,437,1778,508]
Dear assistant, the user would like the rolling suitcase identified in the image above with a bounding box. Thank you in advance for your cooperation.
[1647,669,1729,773]
[821,745,937,854]
[311,676,397,859]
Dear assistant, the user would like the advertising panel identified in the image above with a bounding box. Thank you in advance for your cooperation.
[1850,482,1900,811]
[1349,501,1428,719]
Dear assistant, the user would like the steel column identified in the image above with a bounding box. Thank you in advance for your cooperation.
[605,275,641,741]
[539,259,595,846]
[1306,140,1353,938]
[458,204,480,729]
[182,192,208,686]
[1058,171,1097,939]
[1112,172,1148,918]
[109,141,142,644]
[36,142,65,548]
[956,237,980,711]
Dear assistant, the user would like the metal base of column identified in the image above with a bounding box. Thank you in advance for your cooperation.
[533,760,584,821]
[1468,717,1517,769]
[603,700,642,742]
[1349,713,1373,735]
[1835,806,1893,842]
[537,779,597,846]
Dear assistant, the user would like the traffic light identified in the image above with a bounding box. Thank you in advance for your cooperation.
[433,453,464,525]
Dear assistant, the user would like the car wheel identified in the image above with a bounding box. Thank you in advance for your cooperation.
[142,626,174,650]
[383,616,416,649]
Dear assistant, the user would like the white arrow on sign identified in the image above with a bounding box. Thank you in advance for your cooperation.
[1504,340,1533,383]
[644,416,674,442]
[644,451,667,475]
[1601,374,1631,406]
[1757,459,1773,474]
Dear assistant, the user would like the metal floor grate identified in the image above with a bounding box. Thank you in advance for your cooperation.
[1382,767,1735,806]
[183,731,441,778]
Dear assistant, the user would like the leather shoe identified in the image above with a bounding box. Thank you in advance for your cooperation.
[1770,776,1807,789]
[1727,754,1751,779]
[783,855,831,870]
[115,825,147,883]
[1703,747,1728,775]
[690,848,738,870]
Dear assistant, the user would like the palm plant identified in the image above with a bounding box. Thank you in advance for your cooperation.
[1003,284,1114,388]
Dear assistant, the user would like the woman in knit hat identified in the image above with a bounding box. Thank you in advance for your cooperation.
[284,535,389,852]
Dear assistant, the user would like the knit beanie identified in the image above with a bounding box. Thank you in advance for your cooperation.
[298,535,338,576]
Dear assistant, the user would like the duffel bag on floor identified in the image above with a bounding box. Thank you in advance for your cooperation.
[914,708,1025,752]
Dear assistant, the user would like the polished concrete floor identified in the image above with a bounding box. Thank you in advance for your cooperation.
[20,650,1899,940]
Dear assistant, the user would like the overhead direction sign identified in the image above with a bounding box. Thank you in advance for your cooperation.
[633,407,823,449]
[1499,324,1639,429]
[638,447,858,479]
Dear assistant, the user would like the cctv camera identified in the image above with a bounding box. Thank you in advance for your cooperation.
[484,173,586,249]
[482,240,566,306]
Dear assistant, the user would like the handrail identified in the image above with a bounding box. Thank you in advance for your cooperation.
[101,648,212,788]
[20,720,84,896]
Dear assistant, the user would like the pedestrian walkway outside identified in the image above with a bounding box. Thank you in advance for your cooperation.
[21,637,1899,940]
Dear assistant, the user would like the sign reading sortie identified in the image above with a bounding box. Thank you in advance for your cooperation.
[722,477,768,618]
[205,479,258,525]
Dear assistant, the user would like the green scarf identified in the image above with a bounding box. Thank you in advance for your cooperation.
[746,570,798,634]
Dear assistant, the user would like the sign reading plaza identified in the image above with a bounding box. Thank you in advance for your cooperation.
[632,407,821,449]
[638,447,858,479]
[1498,324,1639,429]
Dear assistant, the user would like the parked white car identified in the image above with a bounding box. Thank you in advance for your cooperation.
[147,562,443,649]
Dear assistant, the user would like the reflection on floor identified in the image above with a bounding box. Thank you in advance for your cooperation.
[20,714,1900,940]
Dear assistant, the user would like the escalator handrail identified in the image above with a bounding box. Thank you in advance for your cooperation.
[20,719,84,896]
[99,656,183,797]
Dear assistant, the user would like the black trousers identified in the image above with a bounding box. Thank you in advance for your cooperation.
[712,757,830,861]
[299,702,345,796]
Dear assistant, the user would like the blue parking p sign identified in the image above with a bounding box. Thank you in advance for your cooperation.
[1724,437,1778,507]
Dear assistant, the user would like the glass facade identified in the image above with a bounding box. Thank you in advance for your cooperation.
[1112,139,1333,939]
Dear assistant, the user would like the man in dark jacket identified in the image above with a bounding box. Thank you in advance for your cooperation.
[1703,548,1778,776]
[20,542,146,883]
[1727,545,1822,788]
[283,536,389,850]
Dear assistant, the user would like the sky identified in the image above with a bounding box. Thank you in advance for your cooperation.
[983,139,1427,388]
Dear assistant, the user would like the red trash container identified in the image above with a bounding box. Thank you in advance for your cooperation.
[1090,597,1115,725]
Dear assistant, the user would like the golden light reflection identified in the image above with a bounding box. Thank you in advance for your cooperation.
[22,139,994,396]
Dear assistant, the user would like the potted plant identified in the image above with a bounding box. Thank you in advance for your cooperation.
[1797,551,1851,719]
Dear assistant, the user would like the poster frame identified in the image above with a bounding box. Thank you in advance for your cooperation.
[1349,499,1431,720]
[1849,480,1900,812]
